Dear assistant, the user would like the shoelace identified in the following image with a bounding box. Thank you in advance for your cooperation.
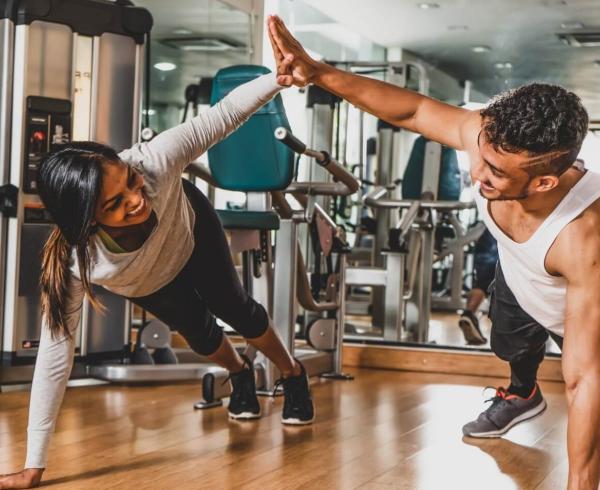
[222,366,255,403]
[272,376,303,408]
[272,377,286,397]
[483,386,513,417]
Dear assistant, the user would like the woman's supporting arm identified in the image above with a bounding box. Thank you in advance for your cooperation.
[25,277,85,470]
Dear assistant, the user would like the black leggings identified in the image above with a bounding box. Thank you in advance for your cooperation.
[128,180,269,356]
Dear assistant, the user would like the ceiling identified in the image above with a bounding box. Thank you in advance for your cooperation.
[134,0,252,117]
[301,0,600,119]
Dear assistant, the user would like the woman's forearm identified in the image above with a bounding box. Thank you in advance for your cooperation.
[25,280,84,469]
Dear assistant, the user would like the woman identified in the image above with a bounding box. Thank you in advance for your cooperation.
[0,65,313,489]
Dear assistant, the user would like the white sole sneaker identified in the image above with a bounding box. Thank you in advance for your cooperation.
[466,399,547,438]
[228,410,261,420]
[281,415,315,425]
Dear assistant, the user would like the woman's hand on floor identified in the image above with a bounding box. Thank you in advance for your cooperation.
[0,469,44,489]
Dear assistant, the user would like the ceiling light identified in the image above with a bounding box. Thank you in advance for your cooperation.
[154,62,177,72]
[161,37,246,52]
[494,62,513,69]
[417,3,440,9]
[561,21,584,29]
[173,28,193,35]
[448,25,468,31]
[471,45,491,53]
[142,109,156,116]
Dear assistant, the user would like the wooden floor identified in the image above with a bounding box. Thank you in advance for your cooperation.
[0,369,568,490]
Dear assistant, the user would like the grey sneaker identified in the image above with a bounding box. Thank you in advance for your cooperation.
[462,384,547,438]
[458,310,487,345]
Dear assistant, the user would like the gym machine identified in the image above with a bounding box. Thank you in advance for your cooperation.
[0,0,152,385]
[346,132,484,343]
[303,61,483,344]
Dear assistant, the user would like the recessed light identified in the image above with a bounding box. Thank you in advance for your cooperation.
[417,2,440,9]
[471,45,491,53]
[560,21,584,29]
[448,25,468,31]
[154,62,177,72]
[494,62,513,69]
[173,28,193,35]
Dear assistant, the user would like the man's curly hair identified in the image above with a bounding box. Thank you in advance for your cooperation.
[481,83,588,176]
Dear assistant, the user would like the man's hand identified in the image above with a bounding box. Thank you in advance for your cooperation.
[0,469,44,489]
[267,15,321,87]
[266,14,475,150]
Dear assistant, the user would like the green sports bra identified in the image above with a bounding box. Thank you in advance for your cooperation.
[96,227,126,254]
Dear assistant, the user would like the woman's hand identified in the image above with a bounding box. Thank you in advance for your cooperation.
[267,15,321,87]
[0,469,44,489]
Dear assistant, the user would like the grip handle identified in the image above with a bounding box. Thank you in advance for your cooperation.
[274,127,307,154]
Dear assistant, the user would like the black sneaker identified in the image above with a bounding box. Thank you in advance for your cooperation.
[458,310,487,345]
[227,355,261,420]
[275,360,315,425]
[462,384,547,438]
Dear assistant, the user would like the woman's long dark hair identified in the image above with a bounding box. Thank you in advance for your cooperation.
[37,141,120,339]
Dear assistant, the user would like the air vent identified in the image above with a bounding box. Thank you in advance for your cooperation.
[160,36,246,52]
[558,32,600,47]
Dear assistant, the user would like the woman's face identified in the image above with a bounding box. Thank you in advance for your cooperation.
[94,161,152,227]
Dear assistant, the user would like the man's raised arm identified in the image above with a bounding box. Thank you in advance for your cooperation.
[267,15,476,151]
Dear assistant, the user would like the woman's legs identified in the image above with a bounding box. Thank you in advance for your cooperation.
[207,335,245,373]
[181,180,301,377]
[246,326,301,377]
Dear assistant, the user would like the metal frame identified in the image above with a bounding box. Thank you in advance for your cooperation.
[0,17,14,360]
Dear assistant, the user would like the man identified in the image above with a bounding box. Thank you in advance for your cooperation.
[459,228,498,345]
[268,15,600,490]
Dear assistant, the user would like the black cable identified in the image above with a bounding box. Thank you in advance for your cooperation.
[181,101,189,125]
[144,32,151,129]
[293,153,301,180]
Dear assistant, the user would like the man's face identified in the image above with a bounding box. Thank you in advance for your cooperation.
[471,131,538,201]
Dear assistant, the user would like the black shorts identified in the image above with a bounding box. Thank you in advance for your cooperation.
[128,179,269,355]
[489,263,563,364]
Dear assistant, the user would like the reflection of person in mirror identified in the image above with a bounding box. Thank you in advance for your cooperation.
[268,15,599,489]
[458,228,498,346]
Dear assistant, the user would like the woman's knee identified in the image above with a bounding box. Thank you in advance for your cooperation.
[178,316,225,356]
[215,297,269,339]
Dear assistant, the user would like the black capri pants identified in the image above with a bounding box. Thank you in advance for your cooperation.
[128,179,269,355]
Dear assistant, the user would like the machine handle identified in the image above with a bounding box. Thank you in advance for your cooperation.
[275,127,307,155]
[275,127,360,195]
[363,186,475,210]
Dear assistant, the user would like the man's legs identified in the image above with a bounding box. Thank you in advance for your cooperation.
[462,263,550,437]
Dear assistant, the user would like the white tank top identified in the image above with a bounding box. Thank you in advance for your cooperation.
[473,169,600,337]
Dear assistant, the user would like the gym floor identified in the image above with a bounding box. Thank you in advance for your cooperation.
[0,368,567,489]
